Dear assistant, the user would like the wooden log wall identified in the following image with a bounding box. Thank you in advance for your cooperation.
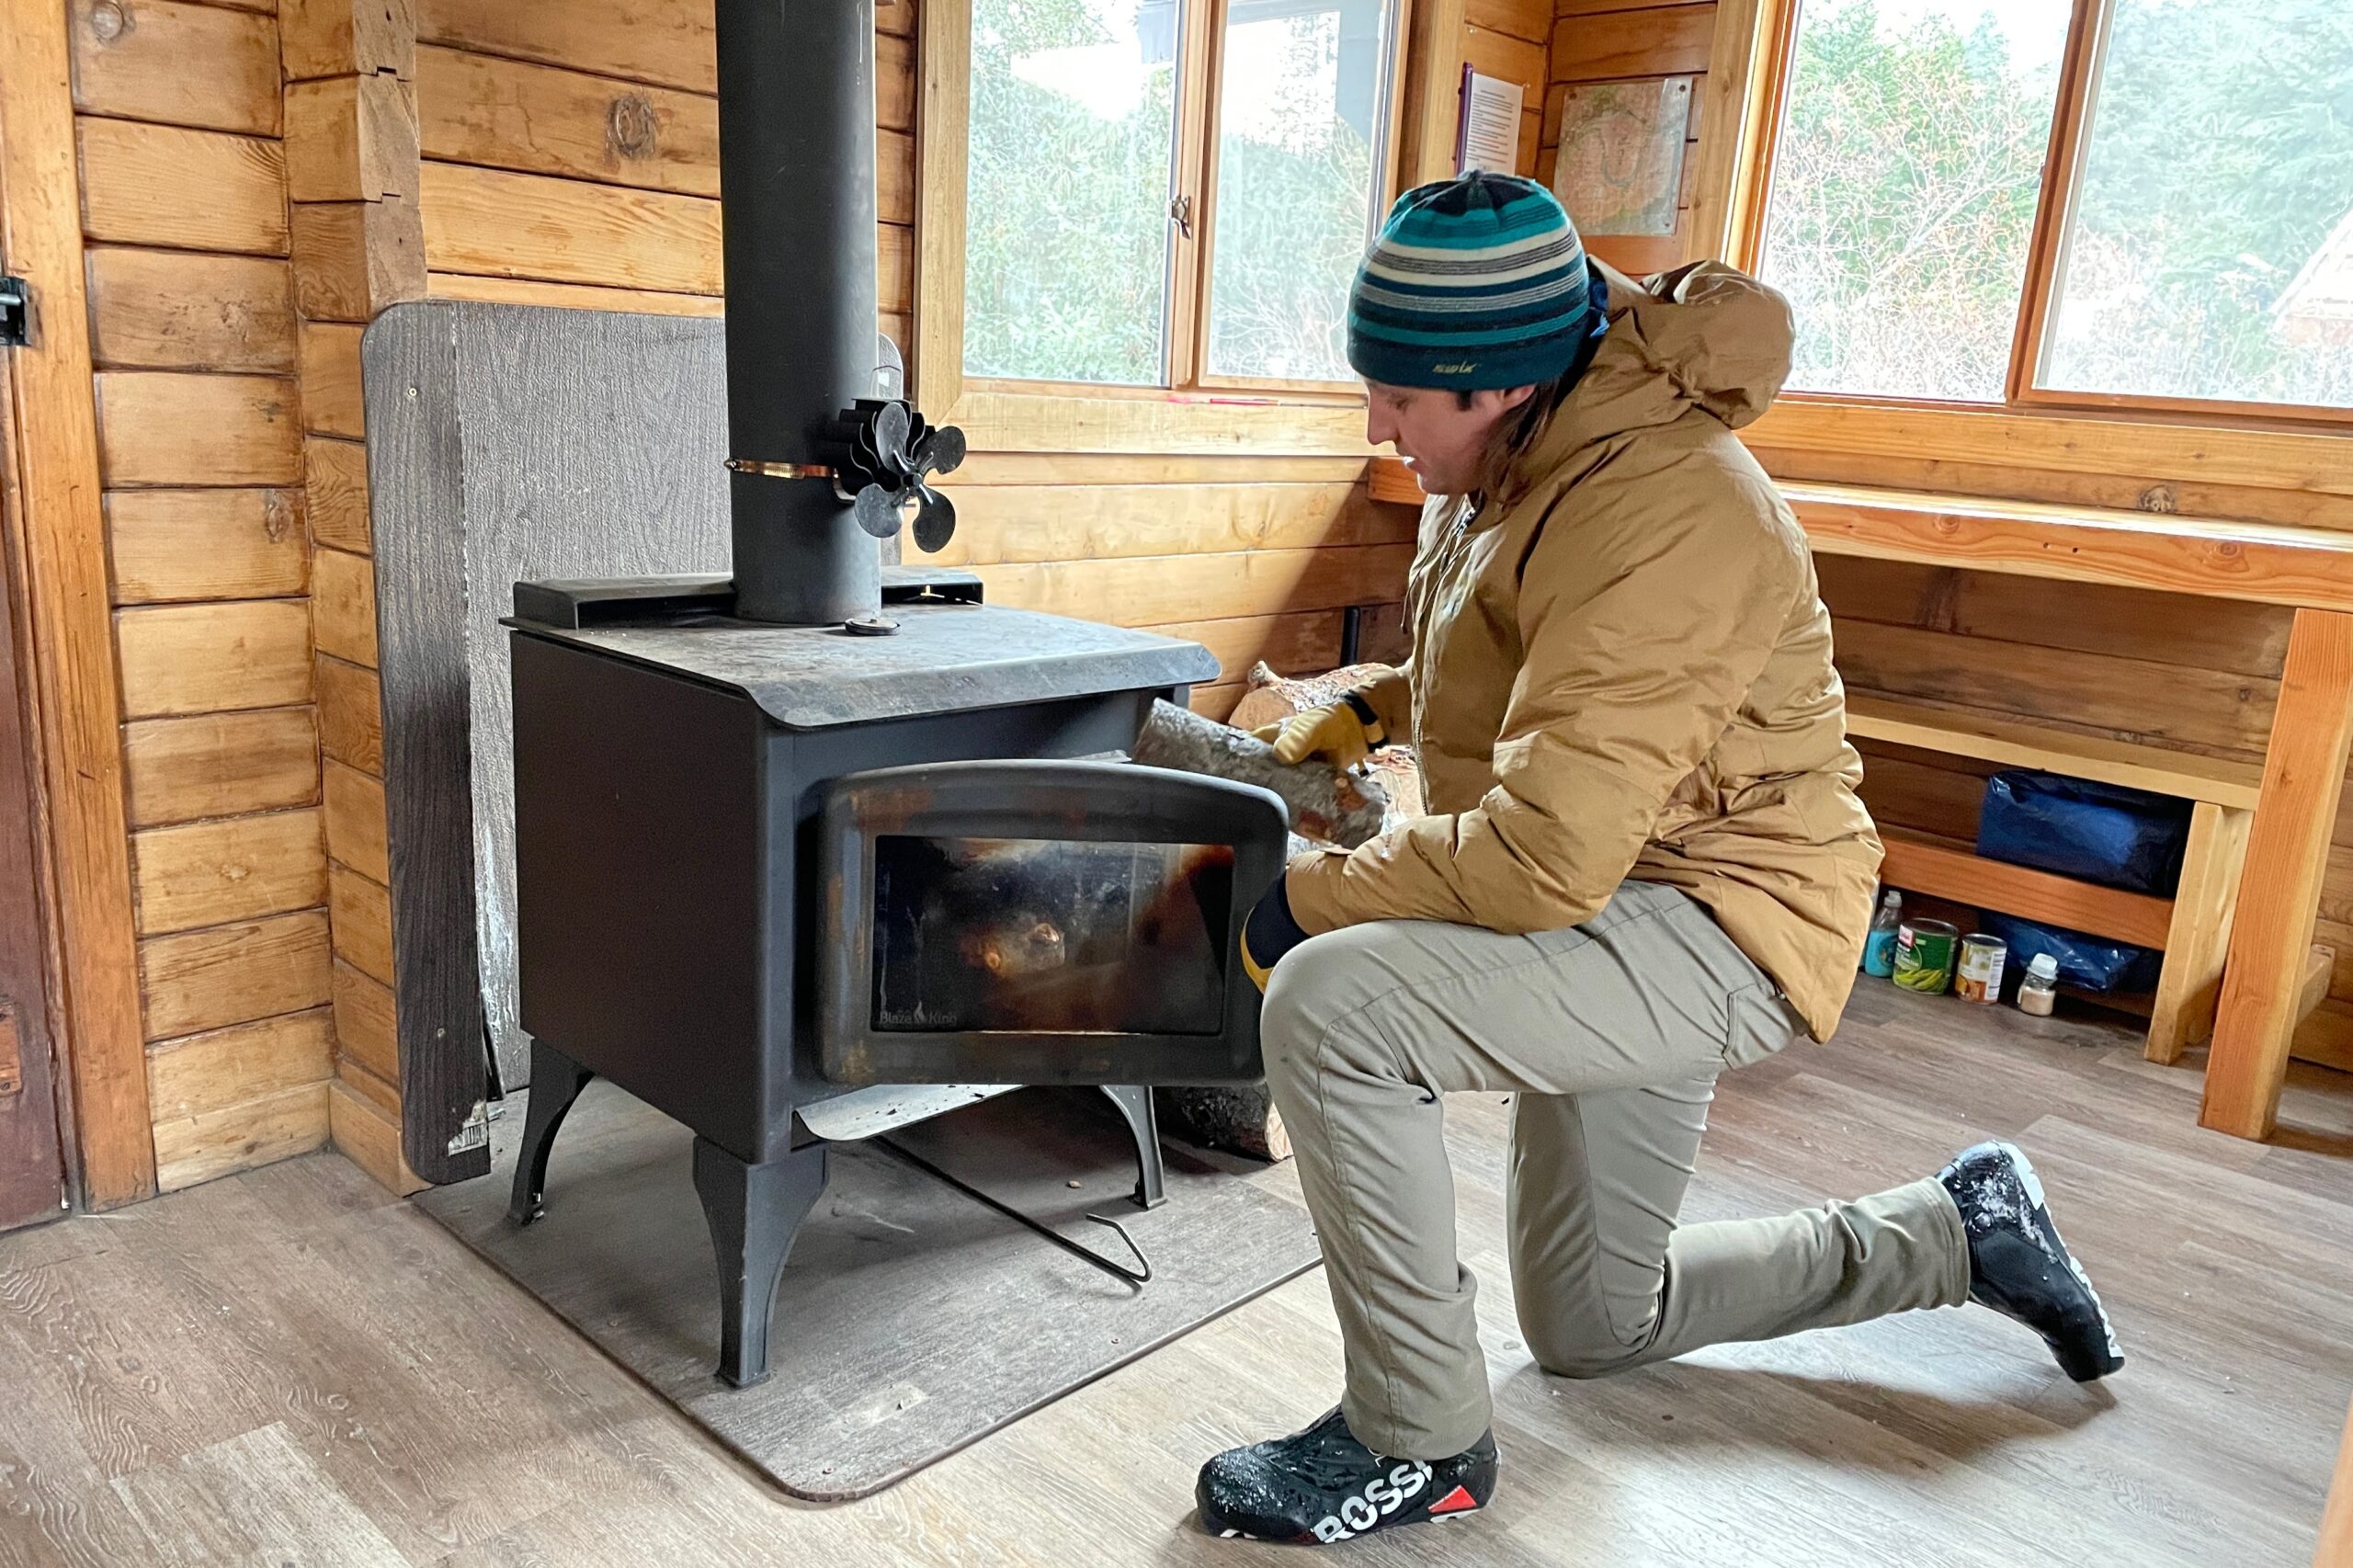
[404,0,912,340]
[70,0,1427,1188]
[387,0,1423,726]
[924,456,1411,721]
[65,0,336,1193]
[277,0,423,1195]
[1557,2,2353,1065]
[1462,0,1549,181]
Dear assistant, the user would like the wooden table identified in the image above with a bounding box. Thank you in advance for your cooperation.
[1370,459,2353,1141]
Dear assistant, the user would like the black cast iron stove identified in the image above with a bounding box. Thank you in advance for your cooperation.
[500,0,1287,1389]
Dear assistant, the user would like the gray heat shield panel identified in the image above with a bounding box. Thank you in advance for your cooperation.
[363,301,736,1167]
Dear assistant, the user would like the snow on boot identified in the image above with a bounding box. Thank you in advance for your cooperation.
[1939,1140,2123,1382]
[1197,1405,1496,1544]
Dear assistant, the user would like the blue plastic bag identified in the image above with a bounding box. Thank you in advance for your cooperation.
[1978,913,2161,997]
[1975,771,2191,896]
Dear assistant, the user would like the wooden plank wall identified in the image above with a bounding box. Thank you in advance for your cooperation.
[405,0,912,339]
[403,0,1415,722]
[1461,0,1549,181]
[1541,0,1711,275]
[47,0,2340,1200]
[278,0,427,1195]
[1551,2,2353,1062]
[924,456,1410,721]
[65,0,335,1191]
[223,0,1422,1182]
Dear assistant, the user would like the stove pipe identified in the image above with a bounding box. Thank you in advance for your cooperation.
[714,0,884,625]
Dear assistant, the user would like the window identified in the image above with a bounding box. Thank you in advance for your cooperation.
[962,0,1178,386]
[961,0,1404,392]
[2036,1,2353,410]
[1754,0,2072,402]
[1747,0,2353,417]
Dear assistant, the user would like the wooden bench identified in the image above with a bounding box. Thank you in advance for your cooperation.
[1368,459,2353,1139]
[1787,484,2353,1141]
[1847,694,2329,1062]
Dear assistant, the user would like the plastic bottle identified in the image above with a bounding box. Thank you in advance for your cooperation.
[1861,889,1903,978]
[2017,951,2060,1017]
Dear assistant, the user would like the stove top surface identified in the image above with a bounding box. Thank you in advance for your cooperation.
[508,574,1217,730]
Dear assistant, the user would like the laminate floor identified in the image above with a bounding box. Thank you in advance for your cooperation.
[4,987,2349,1566]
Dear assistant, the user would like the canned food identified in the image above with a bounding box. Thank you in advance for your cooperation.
[1956,934,2007,1005]
[1893,918,1960,994]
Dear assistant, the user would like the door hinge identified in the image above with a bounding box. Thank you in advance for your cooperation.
[0,278,27,347]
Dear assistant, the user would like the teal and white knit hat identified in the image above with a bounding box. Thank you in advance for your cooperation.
[1346,171,1608,392]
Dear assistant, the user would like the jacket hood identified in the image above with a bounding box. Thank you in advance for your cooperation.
[1510,260,1794,490]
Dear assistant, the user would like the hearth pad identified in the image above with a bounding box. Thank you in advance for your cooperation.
[413,1083,1318,1500]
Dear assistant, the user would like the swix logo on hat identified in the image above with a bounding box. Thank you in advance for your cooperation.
[1309,1460,1432,1542]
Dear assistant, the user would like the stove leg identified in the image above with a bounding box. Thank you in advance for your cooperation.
[506,1040,596,1226]
[1098,1085,1165,1210]
[692,1137,829,1390]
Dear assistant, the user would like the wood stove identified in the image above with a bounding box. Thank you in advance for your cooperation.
[499,0,1310,1388]
[503,575,1285,1386]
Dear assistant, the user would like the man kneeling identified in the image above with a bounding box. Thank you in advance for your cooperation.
[1195,173,2122,1546]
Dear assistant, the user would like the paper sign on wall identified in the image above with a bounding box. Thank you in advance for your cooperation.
[1457,66,1524,176]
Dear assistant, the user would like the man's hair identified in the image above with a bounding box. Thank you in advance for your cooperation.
[1458,358,1584,504]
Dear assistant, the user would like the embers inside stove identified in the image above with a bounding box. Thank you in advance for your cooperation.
[870,836,1236,1036]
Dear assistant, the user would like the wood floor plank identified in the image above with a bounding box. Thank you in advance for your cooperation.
[0,998,2343,1565]
[108,1424,407,1567]
[0,1438,160,1567]
[0,1252,286,1483]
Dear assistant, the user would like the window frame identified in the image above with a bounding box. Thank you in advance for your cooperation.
[916,0,1421,451]
[1728,0,2353,432]
[1188,0,1411,393]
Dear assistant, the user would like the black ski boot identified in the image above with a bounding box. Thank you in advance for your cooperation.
[1939,1140,2123,1382]
[1197,1406,1496,1544]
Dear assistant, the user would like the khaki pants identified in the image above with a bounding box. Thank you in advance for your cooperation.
[1260,880,1971,1460]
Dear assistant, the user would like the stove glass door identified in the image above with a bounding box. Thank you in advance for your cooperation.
[871,835,1234,1037]
[817,759,1285,1086]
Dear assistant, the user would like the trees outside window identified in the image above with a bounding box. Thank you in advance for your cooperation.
[964,0,1402,391]
[1749,0,2353,417]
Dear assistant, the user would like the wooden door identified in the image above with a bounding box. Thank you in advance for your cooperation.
[0,347,68,1231]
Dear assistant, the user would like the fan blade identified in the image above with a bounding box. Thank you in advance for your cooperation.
[851,483,904,539]
[926,425,968,476]
[871,402,914,477]
[910,485,956,553]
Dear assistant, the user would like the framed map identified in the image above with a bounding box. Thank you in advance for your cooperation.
[1550,76,1694,238]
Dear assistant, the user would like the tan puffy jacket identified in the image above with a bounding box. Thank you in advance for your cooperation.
[1286,260,1882,1040]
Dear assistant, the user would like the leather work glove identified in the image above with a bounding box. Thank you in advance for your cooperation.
[1250,689,1387,770]
[1240,873,1312,993]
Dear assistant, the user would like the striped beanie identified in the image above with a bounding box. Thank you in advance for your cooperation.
[1347,171,1608,392]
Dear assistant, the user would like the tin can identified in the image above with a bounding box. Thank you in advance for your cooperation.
[1893,918,1959,994]
[1955,934,2007,1005]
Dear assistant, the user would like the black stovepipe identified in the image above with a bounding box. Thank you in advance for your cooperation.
[715,0,882,625]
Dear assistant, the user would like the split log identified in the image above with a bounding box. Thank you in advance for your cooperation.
[1131,699,1387,848]
[1158,1086,1290,1163]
